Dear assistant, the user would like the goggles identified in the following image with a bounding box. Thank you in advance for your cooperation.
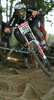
[16,9,25,16]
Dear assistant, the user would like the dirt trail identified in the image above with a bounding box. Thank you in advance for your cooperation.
[0,51,54,100]
[0,64,54,100]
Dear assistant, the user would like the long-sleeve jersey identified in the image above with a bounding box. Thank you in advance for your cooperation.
[6,6,46,28]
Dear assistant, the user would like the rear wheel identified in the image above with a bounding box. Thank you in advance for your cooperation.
[29,42,53,77]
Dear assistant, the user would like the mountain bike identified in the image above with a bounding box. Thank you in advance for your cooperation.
[17,17,53,77]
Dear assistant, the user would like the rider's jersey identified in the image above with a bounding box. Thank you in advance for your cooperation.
[6,6,45,28]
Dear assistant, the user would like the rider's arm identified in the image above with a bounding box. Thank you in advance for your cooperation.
[27,5,46,17]
[4,12,18,33]
[6,12,18,28]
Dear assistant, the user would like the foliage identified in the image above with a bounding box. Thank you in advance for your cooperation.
[5,0,15,21]
[1,0,54,23]
[35,0,54,13]
[44,0,54,14]
[46,34,54,46]
[35,0,54,26]
[9,0,15,19]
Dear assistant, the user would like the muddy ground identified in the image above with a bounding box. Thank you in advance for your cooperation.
[0,51,54,100]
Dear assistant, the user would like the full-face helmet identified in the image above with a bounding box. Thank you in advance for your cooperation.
[14,2,26,20]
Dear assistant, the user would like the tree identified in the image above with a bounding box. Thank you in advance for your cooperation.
[22,0,35,6]
[0,0,2,44]
[43,0,54,14]
[6,0,15,22]
[36,0,44,8]
[1,0,54,23]
[9,0,15,19]
[22,0,54,13]
[22,0,54,25]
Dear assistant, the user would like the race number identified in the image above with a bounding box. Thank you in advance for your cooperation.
[18,22,31,35]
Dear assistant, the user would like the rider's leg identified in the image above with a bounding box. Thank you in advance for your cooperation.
[30,23,49,51]
[30,25,45,44]
[14,28,26,45]
[29,19,46,45]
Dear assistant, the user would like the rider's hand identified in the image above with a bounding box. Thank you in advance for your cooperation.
[4,28,10,33]
[32,11,40,17]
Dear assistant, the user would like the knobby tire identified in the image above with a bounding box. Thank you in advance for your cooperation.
[29,42,53,77]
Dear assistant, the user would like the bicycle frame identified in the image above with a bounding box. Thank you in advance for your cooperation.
[18,21,46,60]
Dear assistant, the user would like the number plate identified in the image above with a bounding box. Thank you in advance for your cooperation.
[18,22,31,35]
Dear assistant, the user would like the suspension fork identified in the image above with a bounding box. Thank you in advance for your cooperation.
[28,32,47,60]
[23,31,46,60]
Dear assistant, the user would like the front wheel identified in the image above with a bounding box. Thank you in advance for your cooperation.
[29,42,53,77]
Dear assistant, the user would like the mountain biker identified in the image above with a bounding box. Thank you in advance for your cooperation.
[4,1,46,47]
[4,1,48,69]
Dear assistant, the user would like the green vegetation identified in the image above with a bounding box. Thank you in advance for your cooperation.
[1,0,54,22]
[46,34,54,46]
